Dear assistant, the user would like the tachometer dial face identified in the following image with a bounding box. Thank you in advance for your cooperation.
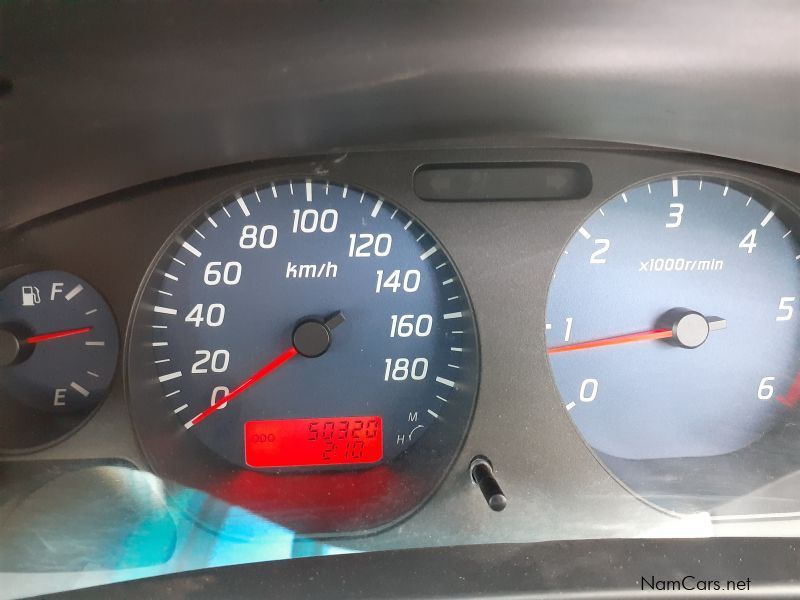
[0,271,118,452]
[128,179,479,533]
[546,176,800,513]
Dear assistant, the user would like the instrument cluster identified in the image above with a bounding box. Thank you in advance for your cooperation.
[2,145,800,589]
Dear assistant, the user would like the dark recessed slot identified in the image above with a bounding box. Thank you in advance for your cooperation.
[414,162,592,202]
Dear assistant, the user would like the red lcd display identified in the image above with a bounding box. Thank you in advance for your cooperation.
[245,416,383,468]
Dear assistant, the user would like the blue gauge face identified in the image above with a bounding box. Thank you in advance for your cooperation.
[546,176,800,509]
[0,271,119,451]
[129,180,479,473]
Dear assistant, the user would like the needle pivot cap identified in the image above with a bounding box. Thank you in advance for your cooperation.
[660,308,727,349]
[292,311,345,358]
[292,319,332,358]
[0,329,21,366]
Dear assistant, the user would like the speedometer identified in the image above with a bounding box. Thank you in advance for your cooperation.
[127,179,479,534]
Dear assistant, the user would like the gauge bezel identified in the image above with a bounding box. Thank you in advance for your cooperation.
[544,170,800,517]
[125,175,481,537]
[0,266,120,454]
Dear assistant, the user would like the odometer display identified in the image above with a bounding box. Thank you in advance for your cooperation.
[127,178,478,533]
[245,416,382,468]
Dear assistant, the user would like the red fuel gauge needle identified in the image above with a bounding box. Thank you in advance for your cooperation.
[548,328,673,355]
[26,326,93,345]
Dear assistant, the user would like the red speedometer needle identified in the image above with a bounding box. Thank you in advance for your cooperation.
[185,311,345,429]
[548,328,673,354]
[186,346,298,429]
[25,326,93,345]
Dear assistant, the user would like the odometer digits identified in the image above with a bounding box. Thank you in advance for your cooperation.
[245,416,382,468]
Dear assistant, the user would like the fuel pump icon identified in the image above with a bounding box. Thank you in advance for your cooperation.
[21,286,41,307]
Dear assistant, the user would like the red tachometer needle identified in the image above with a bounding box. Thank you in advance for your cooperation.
[185,346,298,429]
[548,328,673,355]
[25,326,93,345]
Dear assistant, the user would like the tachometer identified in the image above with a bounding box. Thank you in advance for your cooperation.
[128,180,479,534]
[546,175,800,514]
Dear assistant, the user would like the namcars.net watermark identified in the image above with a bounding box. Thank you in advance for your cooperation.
[642,575,752,592]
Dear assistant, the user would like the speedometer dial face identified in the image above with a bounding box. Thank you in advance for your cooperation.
[546,176,800,513]
[128,179,478,534]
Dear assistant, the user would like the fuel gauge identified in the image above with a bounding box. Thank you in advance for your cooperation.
[0,270,118,452]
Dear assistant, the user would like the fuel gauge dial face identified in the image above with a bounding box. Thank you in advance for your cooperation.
[0,271,119,452]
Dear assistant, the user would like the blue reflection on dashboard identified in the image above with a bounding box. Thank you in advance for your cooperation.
[0,465,354,597]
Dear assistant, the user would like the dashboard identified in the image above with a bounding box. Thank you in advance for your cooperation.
[4,146,800,595]
[2,2,800,598]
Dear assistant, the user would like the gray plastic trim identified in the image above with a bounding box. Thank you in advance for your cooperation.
[46,538,800,599]
[2,1,799,230]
